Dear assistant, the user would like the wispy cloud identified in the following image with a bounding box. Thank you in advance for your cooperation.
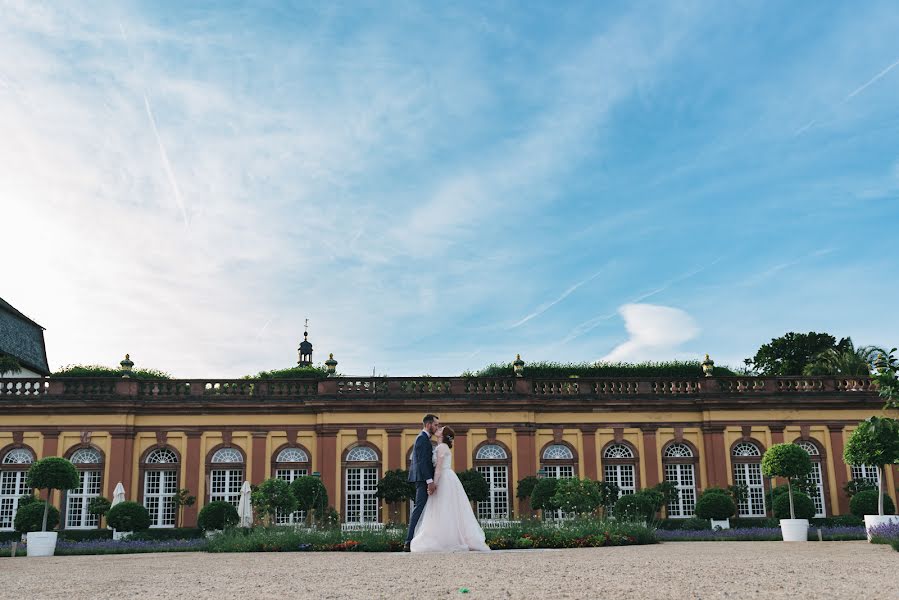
[600,303,700,363]
[846,57,899,99]
[510,267,607,329]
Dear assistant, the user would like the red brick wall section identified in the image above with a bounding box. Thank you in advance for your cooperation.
[317,432,338,510]
[107,434,134,501]
[251,433,267,483]
[828,426,849,515]
[642,429,659,488]
[387,430,402,471]
[454,429,469,471]
[581,427,598,480]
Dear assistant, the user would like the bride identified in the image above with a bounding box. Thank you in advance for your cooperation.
[410,425,491,552]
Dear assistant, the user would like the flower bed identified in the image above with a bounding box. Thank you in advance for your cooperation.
[483,519,655,550]
[868,522,899,551]
[656,526,866,542]
[0,537,207,557]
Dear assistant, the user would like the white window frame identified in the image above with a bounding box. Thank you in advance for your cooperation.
[796,441,826,518]
[663,443,696,518]
[144,469,178,528]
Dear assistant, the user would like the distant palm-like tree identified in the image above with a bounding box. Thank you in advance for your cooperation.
[802,338,886,377]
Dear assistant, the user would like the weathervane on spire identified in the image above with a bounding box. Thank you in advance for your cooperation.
[298,318,313,366]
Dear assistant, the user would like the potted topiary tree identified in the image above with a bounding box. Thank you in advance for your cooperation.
[550,478,601,517]
[457,469,490,511]
[197,500,239,536]
[251,477,298,527]
[844,416,899,540]
[87,496,112,529]
[376,469,415,525]
[761,443,813,542]
[529,478,561,520]
[106,501,151,540]
[613,492,655,523]
[290,475,329,528]
[14,496,60,550]
[695,488,737,530]
[24,457,79,556]
[516,476,540,518]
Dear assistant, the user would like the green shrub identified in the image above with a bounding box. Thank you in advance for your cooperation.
[462,361,737,378]
[51,364,172,379]
[251,478,297,526]
[251,365,330,379]
[551,478,601,516]
[88,496,112,517]
[26,457,80,531]
[106,501,152,531]
[530,478,560,513]
[517,476,539,500]
[844,478,876,498]
[457,469,489,503]
[762,444,813,520]
[14,501,60,533]
[849,489,896,518]
[613,493,655,522]
[290,476,329,525]
[127,527,204,540]
[680,516,713,530]
[891,539,899,553]
[377,469,414,523]
[197,501,240,531]
[58,529,113,541]
[772,492,815,520]
[695,491,736,520]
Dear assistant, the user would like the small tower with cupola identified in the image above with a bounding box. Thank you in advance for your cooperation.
[297,319,313,366]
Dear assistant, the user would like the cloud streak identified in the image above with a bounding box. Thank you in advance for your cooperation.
[510,267,607,328]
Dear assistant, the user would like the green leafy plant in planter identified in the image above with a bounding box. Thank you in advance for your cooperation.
[106,501,152,532]
[613,493,656,522]
[772,491,816,520]
[761,443,813,542]
[376,469,415,524]
[26,457,79,539]
[694,489,737,523]
[516,476,539,516]
[171,488,196,528]
[844,417,899,518]
[87,496,112,527]
[14,499,60,534]
[251,478,298,526]
[530,478,560,518]
[849,489,896,518]
[551,478,601,517]
[197,501,240,531]
[290,476,329,526]
[457,469,489,504]
[843,478,876,498]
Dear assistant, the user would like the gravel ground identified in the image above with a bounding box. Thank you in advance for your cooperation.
[3,542,897,600]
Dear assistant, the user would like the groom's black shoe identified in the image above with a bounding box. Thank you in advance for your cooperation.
[402,542,411,552]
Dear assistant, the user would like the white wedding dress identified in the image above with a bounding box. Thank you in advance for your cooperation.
[410,443,491,552]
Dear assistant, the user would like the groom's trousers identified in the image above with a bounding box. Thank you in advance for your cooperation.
[406,481,429,542]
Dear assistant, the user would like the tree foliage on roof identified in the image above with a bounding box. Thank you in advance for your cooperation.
[51,365,172,379]
[462,360,737,378]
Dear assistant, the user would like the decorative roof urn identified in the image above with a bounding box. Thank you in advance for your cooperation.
[325,353,338,376]
[701,354,715,377]
[120,354,134,378]
[513,354,525,378]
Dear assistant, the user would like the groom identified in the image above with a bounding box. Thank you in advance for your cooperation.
[404,413,439,551]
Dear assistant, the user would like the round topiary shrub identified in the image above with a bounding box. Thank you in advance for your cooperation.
[849,489,896,518]
[197,500,239,531]
[695,492,736,520]
[772,491,815,520]
[106,501,152,531]
[530,478,560,513]
[14,501,60,534]
[613,492,655,522]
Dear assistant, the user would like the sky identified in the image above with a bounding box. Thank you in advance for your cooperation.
[2,1,898,378]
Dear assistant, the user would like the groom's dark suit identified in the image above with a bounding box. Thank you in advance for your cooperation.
[406,430,435,543]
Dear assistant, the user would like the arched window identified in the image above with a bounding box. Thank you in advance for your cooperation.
[208,447,245,507]
[273,446,311,525]
[65,447,104,529]
[540,444,576,479]
[343,445,380,524]
[474,443,510,521]
[731,441,766,517]
[796,440,826,517]
[662,442,697,518]
[602,443,637,498]
[142,447,180,528]
[0,446,34,531]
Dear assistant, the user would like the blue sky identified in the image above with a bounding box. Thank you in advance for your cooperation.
[2,1,898,377]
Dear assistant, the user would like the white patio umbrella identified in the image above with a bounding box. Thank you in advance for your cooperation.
[237,481,253,528]
[111,482,126,507]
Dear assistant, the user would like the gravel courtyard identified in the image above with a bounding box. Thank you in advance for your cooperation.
[4,542,897,600]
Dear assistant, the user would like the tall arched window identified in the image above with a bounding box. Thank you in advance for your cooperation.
[796,440,826,517]
[208,447,245,507]
[602,443,638,499]
[273,446,311,524]
[662,442,697,518]
[474,443,510,521]
[65,447,104,529]
[142,447,179,528]
[343,445,380,524]
[0,446,34,531]
[731,441,766,517]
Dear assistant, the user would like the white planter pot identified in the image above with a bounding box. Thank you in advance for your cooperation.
[864,514,899,542]
[112,530,133,541]
[780,519,809,542]
[710,518,730,530]
[26,531,58,557]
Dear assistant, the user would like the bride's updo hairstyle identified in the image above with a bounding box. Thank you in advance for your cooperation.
[441,426,456,449]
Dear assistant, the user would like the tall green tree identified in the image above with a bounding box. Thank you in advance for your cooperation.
[803,338,885,376]
[843,416,899,516]
[0,355,22,377]
[376,469,415,523]
[745,332,848,376]
[873,348,899,409]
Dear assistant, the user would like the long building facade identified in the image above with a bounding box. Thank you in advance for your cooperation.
[1,371,896,530]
